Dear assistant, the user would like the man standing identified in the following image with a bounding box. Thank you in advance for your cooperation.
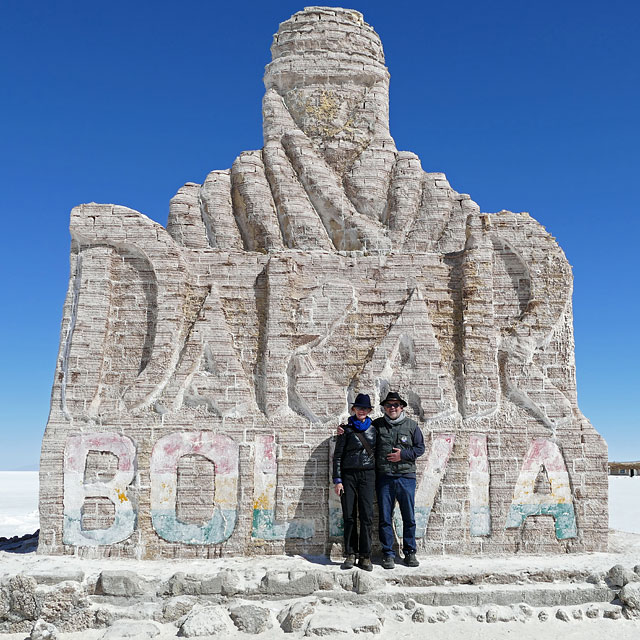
[375,392,425,569]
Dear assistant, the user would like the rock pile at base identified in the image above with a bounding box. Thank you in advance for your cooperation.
[2,558,639,637]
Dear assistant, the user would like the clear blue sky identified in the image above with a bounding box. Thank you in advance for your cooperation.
[0,0,638,470]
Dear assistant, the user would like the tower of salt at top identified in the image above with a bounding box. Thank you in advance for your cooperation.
[39,6,608,558]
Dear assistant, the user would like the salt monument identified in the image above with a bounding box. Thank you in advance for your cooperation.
[39,6,608,558]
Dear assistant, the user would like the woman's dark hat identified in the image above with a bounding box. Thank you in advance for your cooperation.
[351,393,373,409]
[380,391,407,407]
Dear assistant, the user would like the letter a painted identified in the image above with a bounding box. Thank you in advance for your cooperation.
[506,438,577,539]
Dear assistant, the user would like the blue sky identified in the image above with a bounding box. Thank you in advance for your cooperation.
[0,0,638,470]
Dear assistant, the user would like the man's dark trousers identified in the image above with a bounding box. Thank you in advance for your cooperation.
[376,474,417,556]
[340,469,376,557]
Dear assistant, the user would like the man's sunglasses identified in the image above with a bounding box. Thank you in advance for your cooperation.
[384,403,402,409]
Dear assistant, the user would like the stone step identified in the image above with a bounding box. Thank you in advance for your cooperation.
[319,581,616,608]
[4,552,639,636]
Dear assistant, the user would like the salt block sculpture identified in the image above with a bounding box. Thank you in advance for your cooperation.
[39,7,607,558]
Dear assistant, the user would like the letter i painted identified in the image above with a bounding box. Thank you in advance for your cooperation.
[469,434,491,536]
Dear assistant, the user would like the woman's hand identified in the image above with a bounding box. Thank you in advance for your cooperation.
[334,483,344,496]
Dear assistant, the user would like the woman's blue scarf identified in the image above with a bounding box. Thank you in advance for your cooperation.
[348,415,372,432]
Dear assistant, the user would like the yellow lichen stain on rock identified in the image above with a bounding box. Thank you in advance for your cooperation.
[253,493,270,510]
[306,90,338,120]
[158,482,174,503]
[116,489,128,503]
[304,90,344,139]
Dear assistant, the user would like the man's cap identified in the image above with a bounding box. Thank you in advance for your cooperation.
[380,391,407,407]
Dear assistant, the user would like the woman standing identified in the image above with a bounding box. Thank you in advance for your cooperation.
[332,393,376,571]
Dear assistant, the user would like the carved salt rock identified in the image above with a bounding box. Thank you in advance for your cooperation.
[484,606,515,623]
[10,575,38,621]
[30,620,57,640]
[277,600,317,633]
[619,582,640,614]
[162,596,195,622]
[39,6,607,560]
[36,581,91,628]
[95,570,147,597]
[352,570,385,594]
[518,603,534,619]
[303,607,384,635]
[412,607,425,623]
[608,564,637,588]
[485,606,498,623]
[435,609,449,622]
[100,621,161,640]
[177,605,233,637]
[228,604,273,634]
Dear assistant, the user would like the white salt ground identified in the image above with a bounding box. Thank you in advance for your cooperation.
[1,473,640,638]
[608,475,640,534]
[0,472,38,538]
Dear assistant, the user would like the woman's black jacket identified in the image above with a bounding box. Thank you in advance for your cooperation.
[332,423,377,481]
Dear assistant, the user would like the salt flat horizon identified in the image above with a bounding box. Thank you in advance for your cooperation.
[0,471,39,538]
[1,471,638,540]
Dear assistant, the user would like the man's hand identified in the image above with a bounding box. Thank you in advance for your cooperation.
[386,447,402,463]
[337,425,345,436]
[334,483,344,496]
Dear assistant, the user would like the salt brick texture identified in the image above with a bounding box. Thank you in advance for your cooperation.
[39,6,607,558]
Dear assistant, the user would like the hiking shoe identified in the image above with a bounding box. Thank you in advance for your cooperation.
[341,554,356,569]
[358,557,373,571]
[381,555,395,570]
[403,552,419,567]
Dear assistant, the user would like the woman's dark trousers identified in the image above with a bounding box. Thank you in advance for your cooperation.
[340,469,376,557]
